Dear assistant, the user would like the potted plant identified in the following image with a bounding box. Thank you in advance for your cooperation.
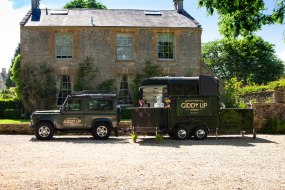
[155,133,163,143]
[131,132,138,143]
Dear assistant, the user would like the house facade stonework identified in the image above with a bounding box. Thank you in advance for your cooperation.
[20,0,208,105]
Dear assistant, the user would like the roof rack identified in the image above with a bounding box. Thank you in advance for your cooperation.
[70,91,117,98]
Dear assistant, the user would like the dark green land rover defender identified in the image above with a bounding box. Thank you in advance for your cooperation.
[30,92,118,140]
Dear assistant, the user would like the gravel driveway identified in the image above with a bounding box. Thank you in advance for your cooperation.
[0,134,284,190]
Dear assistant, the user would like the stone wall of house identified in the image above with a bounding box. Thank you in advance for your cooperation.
[21,27,202,89]
[253,103,285,131]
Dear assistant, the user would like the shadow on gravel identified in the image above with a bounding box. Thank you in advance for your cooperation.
[29,135,277,148]
[29,136,130,144]
[135,135,278,148]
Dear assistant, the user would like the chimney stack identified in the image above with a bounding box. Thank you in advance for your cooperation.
[173,0,184,13]
[2,68,6,74]
[31,0,40,10]
[31,0,41,21]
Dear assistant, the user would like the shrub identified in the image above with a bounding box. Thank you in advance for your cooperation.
[264,117,285,134]
[4,109,21,119]
[17,61,57,112]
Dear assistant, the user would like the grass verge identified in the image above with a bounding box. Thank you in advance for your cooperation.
[0,119,30,124]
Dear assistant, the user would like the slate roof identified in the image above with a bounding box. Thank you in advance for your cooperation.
[21,9,200,28]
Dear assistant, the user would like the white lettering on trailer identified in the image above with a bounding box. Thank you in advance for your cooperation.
[181,102,208,109]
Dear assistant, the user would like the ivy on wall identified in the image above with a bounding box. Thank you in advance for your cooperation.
[74,56,98,91]
[131,61,162,106]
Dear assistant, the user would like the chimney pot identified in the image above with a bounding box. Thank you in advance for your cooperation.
[31,0,40,10]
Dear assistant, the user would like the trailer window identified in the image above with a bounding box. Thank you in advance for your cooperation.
[184,80,199,95]
[169,80,199,95]
[169,80,184,95]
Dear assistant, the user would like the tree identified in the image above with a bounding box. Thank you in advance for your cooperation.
[198,0,285,38]
[202,36,284,85]
[5,44,20,88]
[64,0,107,9]
[11,54,21,87]
[16,60,57,112]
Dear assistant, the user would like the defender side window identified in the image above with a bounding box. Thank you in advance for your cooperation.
[88,100,113,110]
[64,99,81,111]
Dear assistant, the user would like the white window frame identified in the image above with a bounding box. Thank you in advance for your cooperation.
[55,32,73,59]
[158,33,174,60]
[117,33,134,61]
[57,75,72,106]
[117,75,133,105]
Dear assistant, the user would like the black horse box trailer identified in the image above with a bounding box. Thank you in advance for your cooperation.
[130,76,254,140]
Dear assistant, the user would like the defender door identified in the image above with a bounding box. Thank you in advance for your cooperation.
[61,98,84,129]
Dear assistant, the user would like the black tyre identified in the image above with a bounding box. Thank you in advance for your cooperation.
[35,122,54,140]
[193,126,208,140]
[91,122,111,140]
[168,130,174,138]
[173,126,188,140]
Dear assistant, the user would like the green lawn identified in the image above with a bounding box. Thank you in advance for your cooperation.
[0,119,30,124]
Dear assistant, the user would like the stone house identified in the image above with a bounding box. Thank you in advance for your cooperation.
[20,0,211,105]
[0,68,7,90]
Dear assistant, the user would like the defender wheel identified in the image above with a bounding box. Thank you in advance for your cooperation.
[193,126,208,140]
[173,126,188,140]
[91,122,111,140]
[35,122,54,140]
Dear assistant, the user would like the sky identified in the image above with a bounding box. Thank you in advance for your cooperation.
[0,0,284,71]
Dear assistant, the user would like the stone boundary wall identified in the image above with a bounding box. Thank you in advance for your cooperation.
[0,124,33,135]
[242,89,285,104]
[253,103,285,131]
[242,91,274,104]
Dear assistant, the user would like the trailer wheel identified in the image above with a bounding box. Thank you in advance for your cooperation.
[173,126,188,140]
[193,126,208,140]
[168,131,174,138]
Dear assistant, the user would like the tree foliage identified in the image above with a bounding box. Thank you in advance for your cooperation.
[5,44,20,88]
[64,0,107,9]
[202,36,284,85]
[0,88,18,99]
[220,77,246,108]
[198,0,285,38]
[11,54,21,86]
[16,60,57,112]
[74,57,98,91]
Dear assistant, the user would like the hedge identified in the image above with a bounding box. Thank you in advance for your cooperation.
[3,109,21,119]
[0,99,21,119]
